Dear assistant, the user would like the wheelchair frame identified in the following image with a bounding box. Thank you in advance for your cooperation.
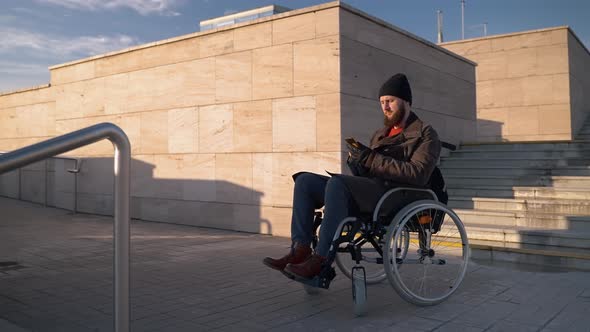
[284,186,470,315]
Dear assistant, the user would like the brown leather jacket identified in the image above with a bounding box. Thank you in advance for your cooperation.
[293,112,441,213]
[334,111,441,212]
[364,111,441,187]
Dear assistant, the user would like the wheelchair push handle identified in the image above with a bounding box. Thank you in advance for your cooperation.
[441,141,456,151]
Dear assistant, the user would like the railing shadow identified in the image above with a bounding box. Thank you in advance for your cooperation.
[0,156,271,235]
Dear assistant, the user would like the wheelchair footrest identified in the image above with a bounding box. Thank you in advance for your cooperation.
[282,266,336,290]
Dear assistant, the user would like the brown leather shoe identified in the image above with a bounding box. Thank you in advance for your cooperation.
[284,254,326,279]
[263,243,312,271]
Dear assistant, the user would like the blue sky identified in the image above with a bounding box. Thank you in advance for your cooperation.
[1,0,588,93]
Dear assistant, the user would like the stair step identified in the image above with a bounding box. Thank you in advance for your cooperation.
[442,166,590,177]
[455,209,518,226]
[445,175,590,188]
[462,223,590,250]
[450,197,525,211]
[441,157,590,168]
[449,196,590,218]
[451,149,590,159]
[469,239,590,271]
[448,185,590,200]
[454,208,590,231]
[459,141,590,151]
[447,140,590,270]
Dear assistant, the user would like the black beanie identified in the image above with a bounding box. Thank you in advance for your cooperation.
[379,73,412,105]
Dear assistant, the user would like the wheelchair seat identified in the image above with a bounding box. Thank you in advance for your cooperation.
[370,166,448,232]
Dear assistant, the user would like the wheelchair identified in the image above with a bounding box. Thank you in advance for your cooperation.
[284,165,469,316]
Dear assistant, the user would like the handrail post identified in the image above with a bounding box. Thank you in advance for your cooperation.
[112,132,130,332]
[44,160,48,207]
[0,123,131,332]
[74,168,78,213]
[18,168,22,200]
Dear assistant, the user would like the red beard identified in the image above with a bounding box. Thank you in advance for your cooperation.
[383,103,406,127]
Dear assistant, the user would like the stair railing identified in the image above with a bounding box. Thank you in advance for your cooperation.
[0,123,130,332]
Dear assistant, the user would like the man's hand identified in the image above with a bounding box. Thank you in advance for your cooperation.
[346,140,372,165]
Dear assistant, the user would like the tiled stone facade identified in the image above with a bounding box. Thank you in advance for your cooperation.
[0,1,475,236]
[441,26,589,142]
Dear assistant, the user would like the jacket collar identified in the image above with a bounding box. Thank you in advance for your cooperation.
[401,112,423,139]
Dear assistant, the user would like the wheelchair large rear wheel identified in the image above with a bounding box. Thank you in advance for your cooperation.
[383,200,469,306]
[335,223,409,285]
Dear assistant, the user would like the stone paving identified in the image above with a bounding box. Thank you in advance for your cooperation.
[1,197,590,331]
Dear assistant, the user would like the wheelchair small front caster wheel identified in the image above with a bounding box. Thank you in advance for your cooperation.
[352,266,367,316]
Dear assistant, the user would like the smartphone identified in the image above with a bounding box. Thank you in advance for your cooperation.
[345,137,360,148]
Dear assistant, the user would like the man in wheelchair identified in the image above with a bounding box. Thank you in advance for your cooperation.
[263,73,442,283]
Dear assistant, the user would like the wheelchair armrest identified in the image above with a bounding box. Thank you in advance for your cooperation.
[372,187,438,222]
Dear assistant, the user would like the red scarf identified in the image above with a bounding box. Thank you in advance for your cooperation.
[388,127,403,137]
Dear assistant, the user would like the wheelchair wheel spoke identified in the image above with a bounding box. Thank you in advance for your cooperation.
[418,277,426,297]
[384,201,469,306]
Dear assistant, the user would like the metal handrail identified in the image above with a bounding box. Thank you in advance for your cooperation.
[0,152,82,212]
[0,123,130,332]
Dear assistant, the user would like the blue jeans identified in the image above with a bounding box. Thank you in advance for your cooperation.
[290,173,353,257]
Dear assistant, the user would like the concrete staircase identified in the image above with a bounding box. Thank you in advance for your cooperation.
[440,135,590,270]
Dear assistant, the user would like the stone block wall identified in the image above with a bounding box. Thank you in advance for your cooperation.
[0,86,63,208]
[441,27,580,142]
[338,5,476,150]
[568,30,590,136]
[0,1,476,237]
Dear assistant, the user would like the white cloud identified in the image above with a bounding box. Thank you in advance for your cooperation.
[0,14,19,24]
[35,0,183,16]
[60,35,139,56]
[0,28,141,92]
[0,61,48,75]
[0,28,140,58]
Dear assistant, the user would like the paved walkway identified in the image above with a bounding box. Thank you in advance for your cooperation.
[1,197,589,332]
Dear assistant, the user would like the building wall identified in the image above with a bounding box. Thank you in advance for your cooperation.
[338,6,476,151]
[0,3,342,237]
[441,27,572,142]
[0,1,476,237]
[0,86,60,206]
[568,30,590,136]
